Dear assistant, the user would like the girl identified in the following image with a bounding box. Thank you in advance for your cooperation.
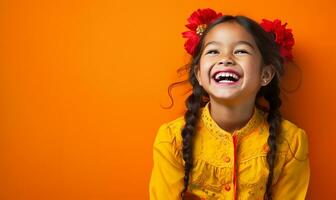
[149,8,310,200]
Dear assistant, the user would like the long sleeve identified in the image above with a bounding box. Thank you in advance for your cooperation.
[149,123,185,200]
[272,128,310,200]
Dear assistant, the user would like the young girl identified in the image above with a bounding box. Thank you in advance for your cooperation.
[149,8,310,200]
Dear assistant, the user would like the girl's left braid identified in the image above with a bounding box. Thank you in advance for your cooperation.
[262,77,282,200]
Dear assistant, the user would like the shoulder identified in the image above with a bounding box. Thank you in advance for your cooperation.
[153,116,186,166]
[279,118,309,160]
[280,118,308,143]
[153,115,185,146]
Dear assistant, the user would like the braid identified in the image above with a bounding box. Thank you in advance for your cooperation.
[262,77,282,200]
[180,71,203,199]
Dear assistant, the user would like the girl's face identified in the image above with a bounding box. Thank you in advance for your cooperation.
[196,21,274,104]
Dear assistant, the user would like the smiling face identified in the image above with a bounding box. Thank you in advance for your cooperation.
[196,21,274,105]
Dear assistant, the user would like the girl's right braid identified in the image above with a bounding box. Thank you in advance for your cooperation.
[180,73,203,199]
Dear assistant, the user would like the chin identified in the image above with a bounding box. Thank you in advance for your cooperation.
[209,92,242,103]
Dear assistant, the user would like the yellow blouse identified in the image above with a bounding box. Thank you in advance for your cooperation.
[149,102,310,200]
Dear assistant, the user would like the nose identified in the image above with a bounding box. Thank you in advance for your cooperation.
[218,58,235,66]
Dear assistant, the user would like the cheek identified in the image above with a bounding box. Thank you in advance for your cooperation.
[199,58,207,69]
[244,66,262,83]
[199,69,210,82]
[244,59,262,73]
[199,61,212,79]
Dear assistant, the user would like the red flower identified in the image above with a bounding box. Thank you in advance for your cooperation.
[260,19,295,62]
[182,8,222,55]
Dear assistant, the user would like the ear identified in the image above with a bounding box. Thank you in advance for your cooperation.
[194,65,202,86]
[260,64,275,86]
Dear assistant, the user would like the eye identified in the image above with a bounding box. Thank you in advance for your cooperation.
[234,49,249,54]
[205,49,219,55]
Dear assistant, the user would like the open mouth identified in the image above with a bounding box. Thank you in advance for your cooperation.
[212,71,241,83]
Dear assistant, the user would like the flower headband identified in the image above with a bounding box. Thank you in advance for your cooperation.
[182,8,295,62]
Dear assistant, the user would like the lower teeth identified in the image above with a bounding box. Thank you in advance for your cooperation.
[219,80,235,83]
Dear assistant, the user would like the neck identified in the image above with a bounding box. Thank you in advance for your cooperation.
[208,98,256,134]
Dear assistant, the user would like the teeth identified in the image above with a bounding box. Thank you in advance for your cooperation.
[214,72,239,80]
[219,80,234,82]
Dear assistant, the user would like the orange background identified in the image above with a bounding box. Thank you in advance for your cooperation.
[1,0,335,199]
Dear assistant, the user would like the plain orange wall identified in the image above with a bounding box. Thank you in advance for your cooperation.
[1,0,335,199]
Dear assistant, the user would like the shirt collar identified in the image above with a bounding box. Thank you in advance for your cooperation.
[200,101,265,140]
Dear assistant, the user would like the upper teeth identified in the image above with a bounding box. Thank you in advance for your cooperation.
[215,72,239,80]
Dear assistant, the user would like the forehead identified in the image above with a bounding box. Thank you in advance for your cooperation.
[204,21,256,47]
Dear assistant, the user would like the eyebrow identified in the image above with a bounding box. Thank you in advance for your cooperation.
[204,40,255,50]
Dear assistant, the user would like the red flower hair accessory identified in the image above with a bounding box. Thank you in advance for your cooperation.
[182,9,295,62]
[181,8,222,55]
[259,19,295,62]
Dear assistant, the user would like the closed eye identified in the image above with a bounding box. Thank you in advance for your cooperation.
[205,49,219,55]
[235,50,249,54]
[206,49,249,55]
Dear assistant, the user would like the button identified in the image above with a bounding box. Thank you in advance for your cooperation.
[225,184,231,191]
[263,144,270,152]
[225,156,231,163]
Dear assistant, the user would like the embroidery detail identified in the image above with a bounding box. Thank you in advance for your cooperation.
[192,174,223,193]
[190,159,232,193]
[200,136,232,167]
[238,156,269,199]
[200,102,264,141]
[188,184,221,200]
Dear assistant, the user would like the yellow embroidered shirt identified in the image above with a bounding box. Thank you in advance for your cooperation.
[149,102,310,200]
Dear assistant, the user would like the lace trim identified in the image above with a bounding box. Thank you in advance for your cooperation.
[200,102,265,141]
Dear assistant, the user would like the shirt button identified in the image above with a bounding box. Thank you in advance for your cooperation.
[263,144,270,152]
[225,156,231,163]
[225,184,231,191]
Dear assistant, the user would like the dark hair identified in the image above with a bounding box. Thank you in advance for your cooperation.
[164,15,286,200]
